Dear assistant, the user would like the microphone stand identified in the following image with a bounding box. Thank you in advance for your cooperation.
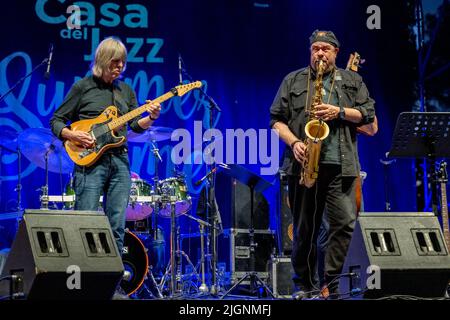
[39,145,54,210]
[380,157,396,212]
[0,58,48,103]
[181,64,222,295]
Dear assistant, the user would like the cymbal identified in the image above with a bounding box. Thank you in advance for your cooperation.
[18,128,74,174]
[0,127,19,152]
[127,126,174,142]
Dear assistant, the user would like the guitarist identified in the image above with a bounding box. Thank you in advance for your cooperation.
[50,37,161,257]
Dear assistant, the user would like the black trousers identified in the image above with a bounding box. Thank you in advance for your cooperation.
[288,164,357,289]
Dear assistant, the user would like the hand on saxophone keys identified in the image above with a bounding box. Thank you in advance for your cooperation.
[313,104,339,121]
[292,140,307,164]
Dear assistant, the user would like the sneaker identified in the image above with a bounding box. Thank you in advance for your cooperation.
[320,286,330,299]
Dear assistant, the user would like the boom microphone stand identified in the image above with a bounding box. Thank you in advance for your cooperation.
[181,59,222,295]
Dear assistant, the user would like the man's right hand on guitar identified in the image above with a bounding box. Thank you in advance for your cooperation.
[62,128,94,148]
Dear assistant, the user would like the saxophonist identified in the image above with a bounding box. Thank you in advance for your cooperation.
[270,30,375,299]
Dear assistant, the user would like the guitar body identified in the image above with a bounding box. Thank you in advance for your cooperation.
[63,81,202,167]
[65,106,126,167]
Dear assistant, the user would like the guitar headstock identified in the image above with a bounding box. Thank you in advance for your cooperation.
[346,52,362,72]
[438,161,448,183]
[174,81,203,96]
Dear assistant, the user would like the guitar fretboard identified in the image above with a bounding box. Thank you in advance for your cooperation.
[107,90,175,131]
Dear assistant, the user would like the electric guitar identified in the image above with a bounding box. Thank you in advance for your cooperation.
[345,52,367,214]
[346,52,378,136]
[65,81,202,167]
[346,52,362,72]
[437,162,450,251]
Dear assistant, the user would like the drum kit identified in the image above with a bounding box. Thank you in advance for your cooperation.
[0,125,212,299]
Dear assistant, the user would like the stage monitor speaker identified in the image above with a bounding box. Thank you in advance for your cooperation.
[340,212,450,299]
[0,210,124,300]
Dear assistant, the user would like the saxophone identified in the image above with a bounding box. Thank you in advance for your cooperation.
[299,60,330,187]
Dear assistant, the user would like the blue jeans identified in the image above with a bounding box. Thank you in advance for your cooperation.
[74,151,131,254]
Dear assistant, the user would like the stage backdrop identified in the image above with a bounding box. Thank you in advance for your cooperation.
[1,0,425,249]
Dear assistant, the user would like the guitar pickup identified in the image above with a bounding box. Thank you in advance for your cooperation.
[79,149,92,159]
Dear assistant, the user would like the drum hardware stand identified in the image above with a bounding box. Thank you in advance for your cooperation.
[158,207,202,298]
[5,145,23,213]
[175,225,201,296]
[0,143,23,230]
[14,148,23,213]
[198,222,208,293]
[0,52,50,210]
[139,265,164,299]
[157,197,182,298]
[150,140,162,239]
[181,213,216,294]
[39,146,54,210]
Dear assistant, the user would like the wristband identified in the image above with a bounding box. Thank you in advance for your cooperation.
[339,106,346,120]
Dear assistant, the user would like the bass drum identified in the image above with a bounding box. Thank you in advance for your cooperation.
[120,230,149,296]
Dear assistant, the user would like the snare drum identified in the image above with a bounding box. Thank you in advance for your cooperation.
[158,177,191,218]
[126,178,153,221]
[121,230,149,296]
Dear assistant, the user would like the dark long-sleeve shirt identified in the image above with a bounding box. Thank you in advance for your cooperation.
[50,75,145,146]
[270,67,375,177]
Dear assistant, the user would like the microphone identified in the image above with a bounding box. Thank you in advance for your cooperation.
[194,167,218,186]
[44,44,54,80]
[178,54,183,85]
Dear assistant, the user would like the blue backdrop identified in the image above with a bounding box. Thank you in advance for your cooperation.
[0,0,432,250]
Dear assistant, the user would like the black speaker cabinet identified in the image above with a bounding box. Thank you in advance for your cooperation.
[340,212,450,299]
[214,172,269,230]
[218,228,276,284]
[0,210,124,300]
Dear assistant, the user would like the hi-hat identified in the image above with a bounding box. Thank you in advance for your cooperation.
[127,126,174,142]
[18,127,74,174]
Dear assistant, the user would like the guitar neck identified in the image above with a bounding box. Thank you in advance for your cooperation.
[441,182,450,250]
[107,90,175,131]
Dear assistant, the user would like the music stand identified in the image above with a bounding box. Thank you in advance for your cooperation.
[218,163,274,299]
[388,112,450,215]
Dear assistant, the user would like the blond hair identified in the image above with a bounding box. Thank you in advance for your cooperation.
[91,37,127,77]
